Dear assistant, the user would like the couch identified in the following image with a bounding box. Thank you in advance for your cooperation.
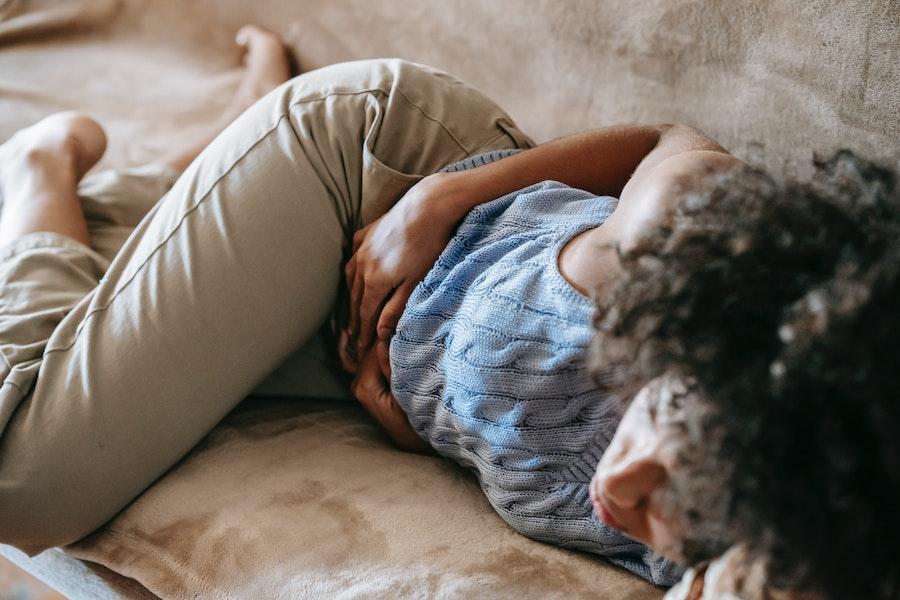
[1,1,896,598]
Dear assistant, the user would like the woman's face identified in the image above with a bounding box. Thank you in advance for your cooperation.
[589,376,692,561]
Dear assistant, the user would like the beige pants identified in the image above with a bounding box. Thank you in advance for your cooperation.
[0,59,533,554]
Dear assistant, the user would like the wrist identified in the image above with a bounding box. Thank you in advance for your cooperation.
[419,170,487,223]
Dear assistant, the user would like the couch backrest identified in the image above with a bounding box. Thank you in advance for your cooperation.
[1,0,896,175]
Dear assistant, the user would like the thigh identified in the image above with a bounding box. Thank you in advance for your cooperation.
[0,167,184,432]
[0,233,106,413]
[350,60,533,227]
[0,58,532,554]
[252,59,534,399]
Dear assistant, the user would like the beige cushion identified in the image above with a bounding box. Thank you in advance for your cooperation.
[66,398,662,599]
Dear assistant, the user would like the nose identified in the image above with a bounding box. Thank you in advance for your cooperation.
[600,453,667,510]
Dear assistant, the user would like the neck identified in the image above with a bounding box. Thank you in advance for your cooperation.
[557,223,621,297]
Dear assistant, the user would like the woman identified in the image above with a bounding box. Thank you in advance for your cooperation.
[588,153,899,599]
[0,26,738,585]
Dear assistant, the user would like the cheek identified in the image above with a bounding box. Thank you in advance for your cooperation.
[644,504,682,559]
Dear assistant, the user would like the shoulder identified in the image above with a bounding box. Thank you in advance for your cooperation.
[621,123,739,197]
[614,144,742,254]
[632,149,741,210]
[650,149,741,187]
[624,122,741,200]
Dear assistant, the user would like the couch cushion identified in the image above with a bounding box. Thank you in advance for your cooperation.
[66,398,663,600]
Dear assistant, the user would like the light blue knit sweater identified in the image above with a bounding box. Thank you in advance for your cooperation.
[390,150,681,586]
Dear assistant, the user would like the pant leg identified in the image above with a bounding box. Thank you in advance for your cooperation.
[0,165,179,424]
[0,58,533,554]
[83,163,355,402]
[78,164,181,265]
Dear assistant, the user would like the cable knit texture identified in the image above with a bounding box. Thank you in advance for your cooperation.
[391,150,681,586]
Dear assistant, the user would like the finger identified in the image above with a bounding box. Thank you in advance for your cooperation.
[358,280,390,350]
[337,328,358,374]
[344,254,357,290]
[350,356,372,403]
[376,282,414,342]
[349,266,364,336]
[352,225,369,255]
[374,387,423,452]
[375,387,401,424]
[351,345,385,403]
[376,339,392,381]
[344,255,358,330]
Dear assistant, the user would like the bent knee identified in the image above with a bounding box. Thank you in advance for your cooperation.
[0,481,106,555]
[0,432,122,555]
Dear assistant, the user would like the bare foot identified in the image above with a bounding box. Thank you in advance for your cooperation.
[0,112,106,187]
[228,25,293,115]
[0,112,106,246]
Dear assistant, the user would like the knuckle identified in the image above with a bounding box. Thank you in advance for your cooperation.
[362,266,378,282]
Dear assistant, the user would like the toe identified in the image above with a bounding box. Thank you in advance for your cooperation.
[235,24,271,48]
[235,25,252,46]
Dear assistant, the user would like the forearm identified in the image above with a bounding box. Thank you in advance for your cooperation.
[434,123,726,219]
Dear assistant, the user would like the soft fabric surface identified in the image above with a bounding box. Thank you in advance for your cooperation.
[66,398,660,599]
[1,1,896,598]
[0,554,65,600]
[0,545,158,599]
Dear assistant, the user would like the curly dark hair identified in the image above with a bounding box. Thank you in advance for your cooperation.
[591,150,900,599]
